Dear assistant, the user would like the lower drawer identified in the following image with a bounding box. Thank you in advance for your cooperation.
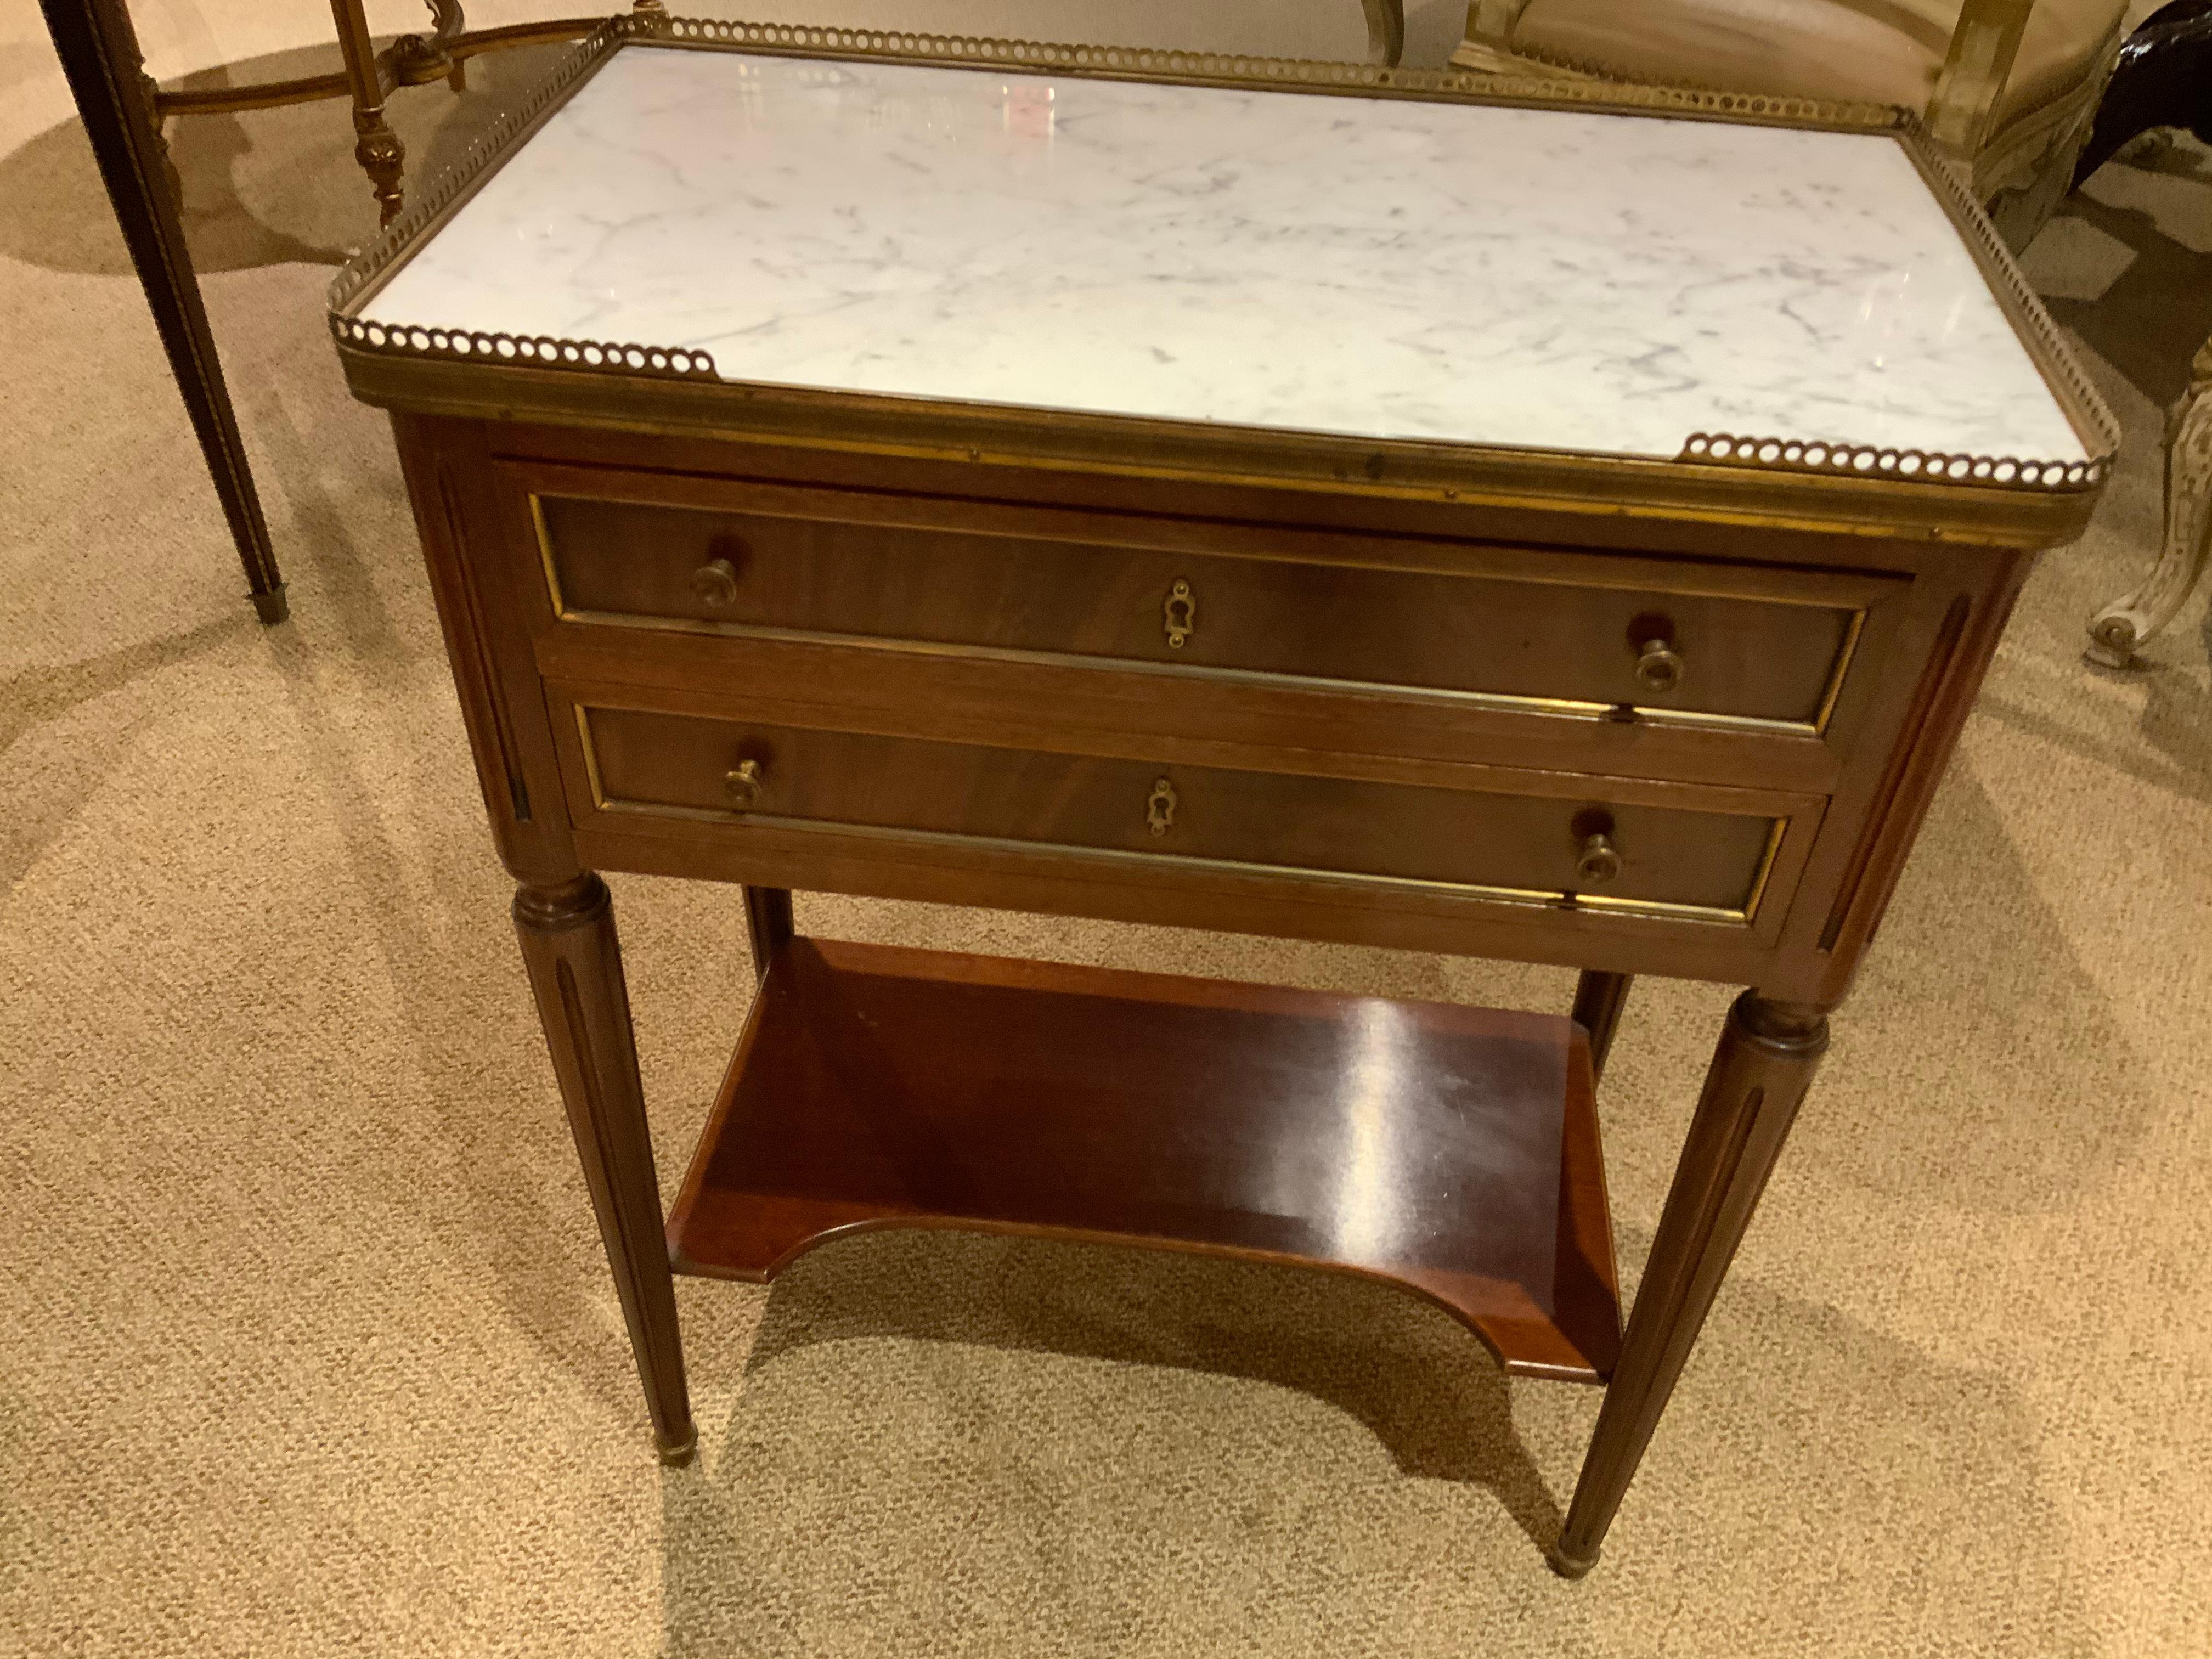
[558,696,1818,926]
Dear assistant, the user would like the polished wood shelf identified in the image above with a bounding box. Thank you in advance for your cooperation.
[666,938,1621,1383]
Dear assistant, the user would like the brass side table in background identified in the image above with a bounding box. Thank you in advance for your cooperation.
[37,0,290,622]
[30,0,624,623]
[30,0,1408,623]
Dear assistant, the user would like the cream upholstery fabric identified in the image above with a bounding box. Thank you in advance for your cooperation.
[2002,0,2131,119]
[1508,0,2125,128]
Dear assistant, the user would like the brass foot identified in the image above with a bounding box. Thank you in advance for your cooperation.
[251,586,289,625]
[656,1427,698,1468]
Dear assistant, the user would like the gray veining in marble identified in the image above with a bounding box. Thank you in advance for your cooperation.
[359,43,2087,464]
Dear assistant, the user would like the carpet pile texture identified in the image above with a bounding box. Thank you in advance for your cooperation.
[3,2,2207,1653]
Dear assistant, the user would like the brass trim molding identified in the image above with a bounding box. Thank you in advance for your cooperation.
[544,599,1864,743]
[591,799,1776,927]
[1808,607,1867,736]
[329,16,2118,545]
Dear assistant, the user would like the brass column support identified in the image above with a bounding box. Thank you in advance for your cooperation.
[330,0,404,224]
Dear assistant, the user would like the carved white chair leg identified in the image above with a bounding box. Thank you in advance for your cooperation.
[2088,338,2212,669]
[1448,0,1576,76]
[1360,0,1405,67]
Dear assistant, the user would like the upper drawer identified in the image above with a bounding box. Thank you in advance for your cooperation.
[514,465,1897,737]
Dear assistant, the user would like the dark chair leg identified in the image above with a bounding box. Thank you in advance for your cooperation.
[36,0,286,623]
[2074,1,2212,185]
[743,887,795,984]
[1570,970,1633,1087]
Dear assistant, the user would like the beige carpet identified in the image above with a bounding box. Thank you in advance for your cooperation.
[4,2,2209,1654]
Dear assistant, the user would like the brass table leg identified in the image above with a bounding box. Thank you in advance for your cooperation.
[1552,991,1830,1577]
[331,0,405,225]
[515,873,696,1464]
[34,0,286,623]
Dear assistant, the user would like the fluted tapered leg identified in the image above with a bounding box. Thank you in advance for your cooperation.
[514,873,695,1463]
[1552,991,1829,1577]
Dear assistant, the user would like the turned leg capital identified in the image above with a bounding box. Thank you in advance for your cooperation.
[514,872,611,933]
[1732,991,1831,1053]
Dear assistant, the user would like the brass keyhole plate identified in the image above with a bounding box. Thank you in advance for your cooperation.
[1147,776,1178,836]
[1163,579,1195,649]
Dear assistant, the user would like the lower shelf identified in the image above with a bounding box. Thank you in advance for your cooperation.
[665,937,1621,1383]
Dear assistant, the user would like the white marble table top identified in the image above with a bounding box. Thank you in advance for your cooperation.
[358,42,2087,466]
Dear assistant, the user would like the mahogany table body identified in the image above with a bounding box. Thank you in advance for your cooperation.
[331,19,2114,1574]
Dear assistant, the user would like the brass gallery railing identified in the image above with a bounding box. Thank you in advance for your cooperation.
[31,0,684,627]
[30,0,1405,625]
[151,0,1406,227]
[154,0,655,227]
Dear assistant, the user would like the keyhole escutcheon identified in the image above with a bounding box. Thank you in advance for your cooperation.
[1163,579,1196,649]
[1147,776,1178,837]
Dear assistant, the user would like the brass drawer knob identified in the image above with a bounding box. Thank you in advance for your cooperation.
[725,758,765,808]
[1147,776,1178,836]
[1576,832,1622,888]
[1634,635,1684,695]
[1163,579,1196,649]
[692,556,741,609]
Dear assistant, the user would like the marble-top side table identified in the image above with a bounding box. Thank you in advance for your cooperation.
[326,17,2114,1575]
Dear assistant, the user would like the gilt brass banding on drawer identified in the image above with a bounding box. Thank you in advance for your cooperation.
[567,702,1808,925]
[525,479,1896,736]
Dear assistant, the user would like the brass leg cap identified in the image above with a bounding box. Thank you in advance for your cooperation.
[2084,615,2139,672]
[1547,1539,1599,1581]
[656,1428,698,1468]
[251,586,289,626]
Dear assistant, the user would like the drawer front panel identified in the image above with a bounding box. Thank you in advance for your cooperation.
[532,486,1875,731]
[571,703,1796,923]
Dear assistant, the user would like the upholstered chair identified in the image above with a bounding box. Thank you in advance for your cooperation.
[1453,0,2131,246]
